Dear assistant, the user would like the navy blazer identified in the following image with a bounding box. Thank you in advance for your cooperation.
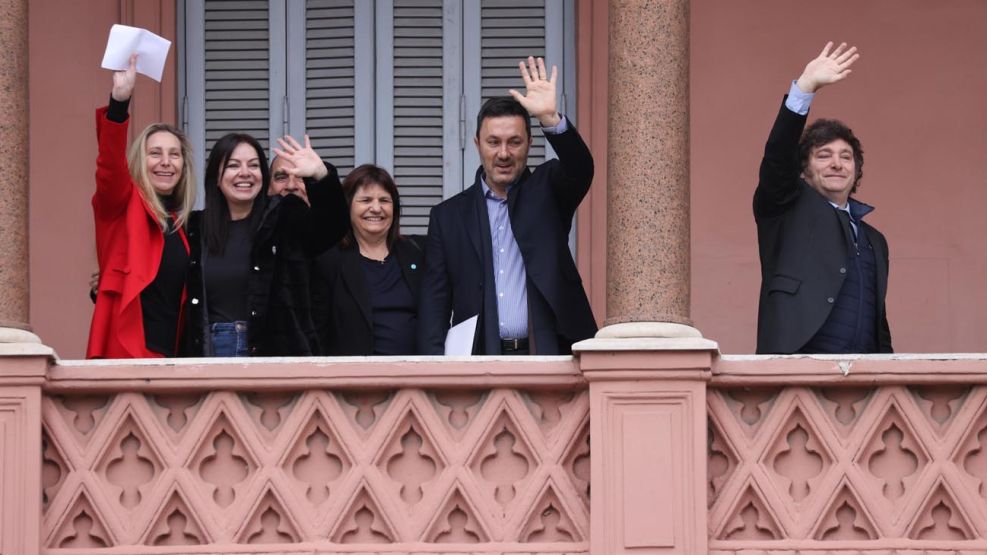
[311,236,424,355]
[754,99,892,354]
[417,121,596,355]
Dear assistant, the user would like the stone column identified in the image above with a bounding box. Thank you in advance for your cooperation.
[576,3,715,553]
[605,0,693,338]
[0,0,37,343]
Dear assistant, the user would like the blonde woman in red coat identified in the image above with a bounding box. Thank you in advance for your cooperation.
[87,56,196,358]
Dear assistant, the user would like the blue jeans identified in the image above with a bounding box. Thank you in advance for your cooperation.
[210,321,248,357]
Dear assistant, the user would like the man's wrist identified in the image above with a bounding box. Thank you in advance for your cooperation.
[298,160,329,181]
[795,76,817,94]
[538,112,561,128]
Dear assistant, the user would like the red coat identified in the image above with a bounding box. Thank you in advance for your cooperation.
[86,107,188,358]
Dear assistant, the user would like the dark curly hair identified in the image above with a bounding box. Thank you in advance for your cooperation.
[799,119,864,194]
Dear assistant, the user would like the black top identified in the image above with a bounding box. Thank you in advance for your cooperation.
[107,96,130,123]
[140,202,188,356]
[311,237,425,356]
[205,218,252,322]
[181,162,348,357]
[362,253,417,355]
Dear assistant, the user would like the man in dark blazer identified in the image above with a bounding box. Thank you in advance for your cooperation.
[418,56,596,355]
[755,42,892,354]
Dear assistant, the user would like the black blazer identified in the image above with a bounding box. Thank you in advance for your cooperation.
[417,121,596,355]
[754,99,892,354]
[311,236,424,355]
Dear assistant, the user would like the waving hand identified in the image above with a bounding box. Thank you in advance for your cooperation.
[508,56,561,127]
[272,135,328,180]
[796,42,860,94]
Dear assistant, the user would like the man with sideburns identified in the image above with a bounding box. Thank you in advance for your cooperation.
[755,42,892,354]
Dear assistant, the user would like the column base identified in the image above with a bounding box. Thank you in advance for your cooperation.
[575,322,719,354]
[596,321,702,339]
[0,327,42,345]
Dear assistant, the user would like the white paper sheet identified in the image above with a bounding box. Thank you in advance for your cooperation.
[101,24,172,82]
[444,315,478,356]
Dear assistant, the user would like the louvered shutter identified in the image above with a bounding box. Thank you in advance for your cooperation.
[391,0,445,235]
[203,0,271,156]
[480,0,546,165]
[183,0,572,215]
[304,0,357,176]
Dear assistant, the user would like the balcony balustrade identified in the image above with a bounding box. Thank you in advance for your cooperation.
[2,345,987,554]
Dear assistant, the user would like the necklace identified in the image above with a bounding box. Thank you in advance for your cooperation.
[361,252,388,264]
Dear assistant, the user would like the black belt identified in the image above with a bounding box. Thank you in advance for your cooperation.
[501,337,529,352]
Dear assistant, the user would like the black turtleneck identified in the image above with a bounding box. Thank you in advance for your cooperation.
[140,182,189,356]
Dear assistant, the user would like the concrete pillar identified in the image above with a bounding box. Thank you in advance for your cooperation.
[578,336,716,554]
[0,0,38,343]
[0,342,50,554]
[604,0,693,338]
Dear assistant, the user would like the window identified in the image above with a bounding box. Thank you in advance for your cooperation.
[180,0,576,234]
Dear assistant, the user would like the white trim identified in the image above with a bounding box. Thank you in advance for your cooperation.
[183,0,206,208]
[544,0,563,162]
[374,0,394,173]
[177,0,188,130]
[562,0,578,257]
[268,0,288,142]
[285,0,306,138]
[461,0,481,189]
[354,0,376,165]
[563,0,577,125]
[442,0,464,200]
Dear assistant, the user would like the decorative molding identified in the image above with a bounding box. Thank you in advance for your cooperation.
[0,388,42,554]
[590,381,707,554]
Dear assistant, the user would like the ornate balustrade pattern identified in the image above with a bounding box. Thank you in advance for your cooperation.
[708,355,987,555]
[39,358,590,555]
[3,346,987,554]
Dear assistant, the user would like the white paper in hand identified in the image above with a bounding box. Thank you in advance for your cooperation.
[101,24,171,82]
[444,315,478,356]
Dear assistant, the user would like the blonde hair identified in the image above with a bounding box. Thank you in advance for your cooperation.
[126,123,196,230]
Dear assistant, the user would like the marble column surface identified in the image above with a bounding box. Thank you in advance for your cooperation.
[606,0,691,327]
[0,0,30,331]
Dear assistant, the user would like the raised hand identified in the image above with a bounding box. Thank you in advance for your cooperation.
[796,42,860,94]
[272,134,328,180]
[111,54,138,102]
[508,56,561,127]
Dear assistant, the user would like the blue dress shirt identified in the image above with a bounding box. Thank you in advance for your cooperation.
[480,115,569,340]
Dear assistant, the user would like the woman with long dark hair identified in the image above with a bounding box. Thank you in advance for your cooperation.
[182,134,347,356]
[88,56,196,358]
[311,164,424,355]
